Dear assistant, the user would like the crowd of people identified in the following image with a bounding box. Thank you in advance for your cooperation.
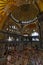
[6,44,43,65]
[0,44,43,65]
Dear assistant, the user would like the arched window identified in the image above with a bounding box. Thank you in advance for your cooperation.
[31,30,39,41]
[31,31,39,36]
[7,36,14,41]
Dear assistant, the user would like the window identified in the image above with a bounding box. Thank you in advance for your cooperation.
[31,31,39,36]
[31,31,39,41]
[7,36,13,41]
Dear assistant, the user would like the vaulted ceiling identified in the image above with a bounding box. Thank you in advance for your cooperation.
[0,0,43,36]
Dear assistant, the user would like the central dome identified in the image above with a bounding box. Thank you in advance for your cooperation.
[11,4,39,21]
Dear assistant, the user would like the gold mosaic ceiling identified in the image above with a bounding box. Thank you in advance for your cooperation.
[0,0,43,15]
